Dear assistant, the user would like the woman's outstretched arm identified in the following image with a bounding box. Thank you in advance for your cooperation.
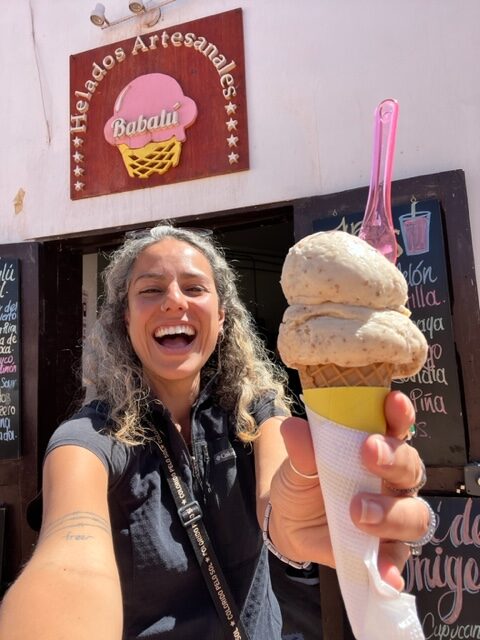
[0,445,123,640]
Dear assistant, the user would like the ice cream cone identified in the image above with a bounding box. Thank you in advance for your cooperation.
[297,361,393,389]
[277,230,428,639]
[118,138,182,179]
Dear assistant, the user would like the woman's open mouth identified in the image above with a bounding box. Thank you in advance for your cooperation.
[154,325,196,349]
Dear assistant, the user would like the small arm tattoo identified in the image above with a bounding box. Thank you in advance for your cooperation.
[40,511,110,542]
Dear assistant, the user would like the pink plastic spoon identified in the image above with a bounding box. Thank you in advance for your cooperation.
[359,99,399,264]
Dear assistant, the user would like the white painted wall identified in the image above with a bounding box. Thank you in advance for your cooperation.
[2,0,480,292]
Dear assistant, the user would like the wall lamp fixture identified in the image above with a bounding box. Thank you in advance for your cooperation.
[90,0,175,29]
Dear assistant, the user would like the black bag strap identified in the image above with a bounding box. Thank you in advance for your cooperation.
[152,428,248,640]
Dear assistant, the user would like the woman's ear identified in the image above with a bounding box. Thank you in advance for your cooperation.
[218,308,225,332]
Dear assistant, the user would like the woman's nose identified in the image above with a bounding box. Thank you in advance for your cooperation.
[160,283,187,311]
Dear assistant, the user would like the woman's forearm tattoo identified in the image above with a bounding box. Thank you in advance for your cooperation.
[40,511,110,542]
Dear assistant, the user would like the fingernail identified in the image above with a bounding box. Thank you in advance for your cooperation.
[376,439,395,466]
[360,499,384,524]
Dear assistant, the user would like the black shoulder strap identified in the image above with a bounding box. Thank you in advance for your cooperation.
[152,429,248,640]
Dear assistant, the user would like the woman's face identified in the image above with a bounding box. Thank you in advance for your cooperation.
[125,238,225,393]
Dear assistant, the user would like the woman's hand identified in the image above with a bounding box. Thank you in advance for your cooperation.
[350,390,429,590]
[269,390,430,590]
[268,416,332,568]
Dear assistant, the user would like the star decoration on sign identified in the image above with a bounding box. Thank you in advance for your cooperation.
[72,136,84,148]
[73,165,84,177]
[74,181,85,191]
[224,102,237,115]
[227,134,239,148]
[73,151,84,163]
[226,118,238,132]
[228,152,239,164]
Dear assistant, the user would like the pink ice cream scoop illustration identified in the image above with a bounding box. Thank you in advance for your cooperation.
[104,73,198,179]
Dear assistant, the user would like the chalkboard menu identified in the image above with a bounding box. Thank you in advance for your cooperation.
[0,258,21,459]
[312,199,466,465]
[0,507,5,590]
[405,496,480,637]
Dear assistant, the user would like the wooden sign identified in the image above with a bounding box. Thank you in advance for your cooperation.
[405,496,480,637]
[0,258,21,459]
[69,9,248,199]
[311,199,466,466]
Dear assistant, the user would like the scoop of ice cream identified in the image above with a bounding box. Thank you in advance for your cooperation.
[278,303,426,377]
[280,230,407,310]
[278,231,428,379]
[104,73,197,149]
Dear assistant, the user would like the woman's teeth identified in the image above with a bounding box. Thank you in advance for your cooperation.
[154,325,196,346]
[154,325,195,338]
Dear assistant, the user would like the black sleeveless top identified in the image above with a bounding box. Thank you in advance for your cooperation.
[46,387,287,639]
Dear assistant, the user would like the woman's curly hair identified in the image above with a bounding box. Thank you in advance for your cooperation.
[83,222,291,444]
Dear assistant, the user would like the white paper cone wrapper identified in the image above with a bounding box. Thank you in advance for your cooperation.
[305,405,425,640]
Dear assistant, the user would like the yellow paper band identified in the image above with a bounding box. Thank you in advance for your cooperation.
[302,387,389,434]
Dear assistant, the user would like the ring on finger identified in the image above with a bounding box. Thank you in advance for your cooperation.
[404,497,437,556]
[402,424,416,442]
[384,460,427,497]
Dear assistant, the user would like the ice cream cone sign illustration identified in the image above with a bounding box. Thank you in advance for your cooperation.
[277,100,430,639]
[104,73,197,179]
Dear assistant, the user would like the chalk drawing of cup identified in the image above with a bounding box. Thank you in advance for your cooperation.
[399,208,431,256]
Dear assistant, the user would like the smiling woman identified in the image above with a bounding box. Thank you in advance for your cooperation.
[10,222,293,639]
[0,222,430,640]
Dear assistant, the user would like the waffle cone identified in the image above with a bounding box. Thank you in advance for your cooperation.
[118,137,182,179]
[298,362,393,389]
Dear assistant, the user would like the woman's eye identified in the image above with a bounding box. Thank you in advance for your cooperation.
[185,285,206,293]
[140,287,162,295]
